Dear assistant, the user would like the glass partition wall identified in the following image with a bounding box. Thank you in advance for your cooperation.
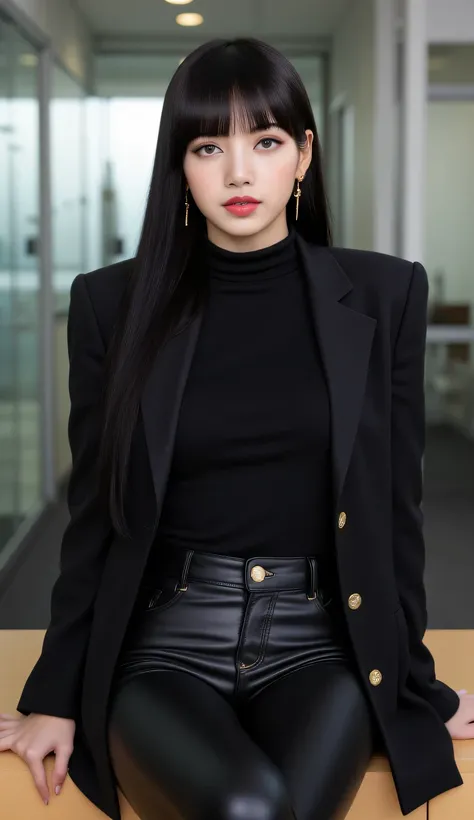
[0,15,41,557]
[51,65,87,314]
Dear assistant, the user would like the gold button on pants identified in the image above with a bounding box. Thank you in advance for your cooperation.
[250,565,266,582]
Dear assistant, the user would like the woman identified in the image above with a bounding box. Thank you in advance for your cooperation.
[1,37,472,820]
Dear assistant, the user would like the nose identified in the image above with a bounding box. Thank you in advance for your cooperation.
[224,146,254,189]
[225,173,252,190]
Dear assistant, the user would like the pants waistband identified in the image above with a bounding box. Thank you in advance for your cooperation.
[146,545,337,600]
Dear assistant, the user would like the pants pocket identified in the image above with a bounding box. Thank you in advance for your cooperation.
[142,579,187,614]
[309,586,334,618]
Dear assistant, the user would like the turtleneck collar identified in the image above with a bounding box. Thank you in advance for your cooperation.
[203,225,299,282]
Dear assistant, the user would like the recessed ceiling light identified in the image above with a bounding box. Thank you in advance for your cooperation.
[165,0,194,5]
[176,12,203,26]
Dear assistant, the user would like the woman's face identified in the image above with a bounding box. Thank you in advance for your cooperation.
[183,113,313,251]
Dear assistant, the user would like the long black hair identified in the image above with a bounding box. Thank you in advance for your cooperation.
[97,37,333,538]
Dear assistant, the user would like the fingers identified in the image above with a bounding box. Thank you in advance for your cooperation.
[0,715,18,752]
[24,751,50,805]
[0,734,16,751]
[0,717,20,750]
[52,745,73,796]
[0,717,20,735]
[0,714,74,805]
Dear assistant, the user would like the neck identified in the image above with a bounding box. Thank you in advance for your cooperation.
[205,220,290,253]
[203,224,299,282]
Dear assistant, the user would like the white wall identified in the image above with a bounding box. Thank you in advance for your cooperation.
[399,0,429,264]
[3,0,93,87]
[424,100,474,307]
[329,0,375,250]
[373,0,398,255]
[428,0,474,44]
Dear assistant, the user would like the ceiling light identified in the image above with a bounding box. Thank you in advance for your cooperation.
[176,12,203,26]
[165,0,194,4]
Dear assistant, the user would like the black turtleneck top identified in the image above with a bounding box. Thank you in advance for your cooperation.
[155,226,333,558]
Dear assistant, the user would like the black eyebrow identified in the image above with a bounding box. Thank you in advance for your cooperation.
[190,124,283,144]
[248,123,282,133]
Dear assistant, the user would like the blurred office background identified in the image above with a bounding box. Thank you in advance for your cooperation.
[0,0,473,626]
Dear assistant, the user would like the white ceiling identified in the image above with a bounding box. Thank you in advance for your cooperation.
[75,0,348,39]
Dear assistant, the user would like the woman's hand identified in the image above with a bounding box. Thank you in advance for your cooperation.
[0,711,75,805]
[445,690,474,739]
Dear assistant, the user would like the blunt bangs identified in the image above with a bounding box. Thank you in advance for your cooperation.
[170,40,309,167]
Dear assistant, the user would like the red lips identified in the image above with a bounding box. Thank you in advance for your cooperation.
[223,196,261,205]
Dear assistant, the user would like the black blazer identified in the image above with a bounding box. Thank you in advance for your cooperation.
[16,233,463,819]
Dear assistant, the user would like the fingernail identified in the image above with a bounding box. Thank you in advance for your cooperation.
[55,785,61,795]
[44,798,49,805]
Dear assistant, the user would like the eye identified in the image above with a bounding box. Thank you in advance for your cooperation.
[193,143,222,156]
[256,137,282,149]
[192,136,282,156]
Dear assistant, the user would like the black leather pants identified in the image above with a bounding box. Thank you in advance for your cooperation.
[107,546,379,820]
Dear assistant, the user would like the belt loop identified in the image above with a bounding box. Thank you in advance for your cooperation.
[176,549,193,592]
[306,556,317,600]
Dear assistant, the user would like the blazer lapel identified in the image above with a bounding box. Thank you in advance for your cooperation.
[295,234,377,504]
[140,307,203,521]
[140,235,377,531]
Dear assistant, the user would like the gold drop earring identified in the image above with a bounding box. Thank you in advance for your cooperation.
[294,174,304,221]
[185,183,190,227]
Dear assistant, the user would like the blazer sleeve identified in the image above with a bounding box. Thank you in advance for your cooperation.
[391,260,460,724]
[16,273,114,720]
